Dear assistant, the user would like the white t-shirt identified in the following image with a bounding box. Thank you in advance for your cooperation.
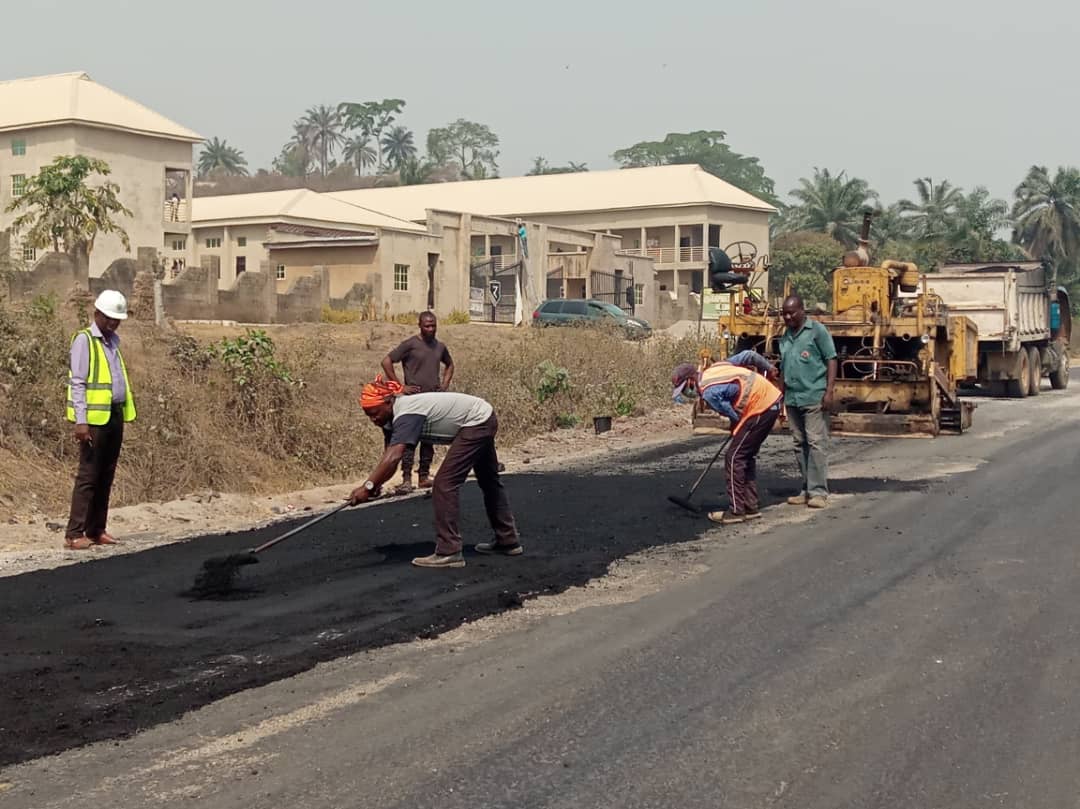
[387,392,493,446]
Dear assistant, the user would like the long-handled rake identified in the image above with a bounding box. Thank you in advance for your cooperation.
[666,436,731,514]
[190,501,352,597]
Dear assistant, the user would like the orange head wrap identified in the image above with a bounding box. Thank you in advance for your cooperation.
[359,374,403,410]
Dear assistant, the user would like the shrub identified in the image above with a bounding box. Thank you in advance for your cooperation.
[321,305,360,324]
[444,309,471,325]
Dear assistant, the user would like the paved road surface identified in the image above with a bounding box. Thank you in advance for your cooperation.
[3,386,1079,807]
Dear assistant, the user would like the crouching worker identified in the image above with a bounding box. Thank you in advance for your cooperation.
[349,376,521,568]
[682,350,783,525]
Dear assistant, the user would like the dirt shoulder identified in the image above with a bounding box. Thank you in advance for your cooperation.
[0,404,695,578]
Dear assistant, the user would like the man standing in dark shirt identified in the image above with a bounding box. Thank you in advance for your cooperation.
[381,311,454,493]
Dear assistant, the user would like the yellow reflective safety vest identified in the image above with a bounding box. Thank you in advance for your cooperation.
[65,328,136,425]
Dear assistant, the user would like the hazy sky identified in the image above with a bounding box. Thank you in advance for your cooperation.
[5,0,1076,206]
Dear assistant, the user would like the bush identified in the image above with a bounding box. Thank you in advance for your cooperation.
[444,309,471,325]
[321,305,360,324]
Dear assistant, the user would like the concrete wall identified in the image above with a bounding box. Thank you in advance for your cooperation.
[270,244,379,298]
[276,268,330,323]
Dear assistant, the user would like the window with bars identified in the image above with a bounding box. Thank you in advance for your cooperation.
[394,263,409,291]
[11,174,26,196]
[237,236,247,247]
[206,237,222,249]
[276,264,286,280]
[22,246,36,262]
[634,284,644,305]
[172,239,186,251]
[11,139,26,156]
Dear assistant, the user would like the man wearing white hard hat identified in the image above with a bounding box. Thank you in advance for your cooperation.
[63,290,137,550]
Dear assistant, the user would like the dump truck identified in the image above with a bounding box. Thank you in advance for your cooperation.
[926,262,1071,397]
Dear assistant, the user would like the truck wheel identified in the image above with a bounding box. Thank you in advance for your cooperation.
[1028,346,1041,396]
[1051,352,1070,390]
[1006,351,1030,398]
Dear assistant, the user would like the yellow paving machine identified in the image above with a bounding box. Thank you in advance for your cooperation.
[692,216,978,438]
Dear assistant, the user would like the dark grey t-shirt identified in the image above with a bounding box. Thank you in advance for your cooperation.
[387,336,451,392]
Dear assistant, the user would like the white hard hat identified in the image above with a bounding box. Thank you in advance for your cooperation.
[94,290,128,320]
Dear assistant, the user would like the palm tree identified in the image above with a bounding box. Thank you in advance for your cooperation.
[870,203,912,248]
[197,137,248,178]
[899,177,963,241]
[1012,165,1080,275]
[342,135,377,175]
[784,168,878,247]
[949,187,1010,259]
[381,126,417,170]
[298,105,345,177]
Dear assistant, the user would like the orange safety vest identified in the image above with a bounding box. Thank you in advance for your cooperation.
[699,363,782,434]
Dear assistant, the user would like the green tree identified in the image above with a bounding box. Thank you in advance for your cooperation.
[612,130,777,205]
[946,186,1014,262]
[339,99,406,170]
[297,105,345,177]
[197,137,249,178]
[782,168,878,248]
[898,177,963,241]
[5,155,132,257]
[272,142,312,177]
[527,156,589,175]
[381,125,417,170]
[342,135,377,175]
[1011,165,1080,276]
[426,119,500,179]
[768,231,842,305]
[397,157,437,186]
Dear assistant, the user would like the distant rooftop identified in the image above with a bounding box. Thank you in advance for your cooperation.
[0,71,203,142]
[192,188,427,233]
[328,164,778,222]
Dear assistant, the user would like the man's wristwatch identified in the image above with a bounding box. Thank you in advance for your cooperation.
[364,480,376,492]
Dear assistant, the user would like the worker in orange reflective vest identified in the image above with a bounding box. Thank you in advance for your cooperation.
[675,350,783,525]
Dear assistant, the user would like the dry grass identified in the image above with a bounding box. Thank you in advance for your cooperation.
[0,298,721,520]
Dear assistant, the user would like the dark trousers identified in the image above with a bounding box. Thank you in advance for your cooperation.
[432,413,517,555]
[65,405,125,540]
[400,440,434,479]
[724,405,780,515]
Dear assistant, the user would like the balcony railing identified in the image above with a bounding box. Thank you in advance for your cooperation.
[620,246,709,264]
[473,253,521,270]
[163,199,190,223]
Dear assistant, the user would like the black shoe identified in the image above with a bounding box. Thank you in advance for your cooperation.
[475,541,524,556]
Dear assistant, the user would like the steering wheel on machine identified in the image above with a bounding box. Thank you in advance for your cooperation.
[724,241,758,270]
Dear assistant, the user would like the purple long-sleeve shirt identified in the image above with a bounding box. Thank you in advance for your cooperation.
[69,323,127,424]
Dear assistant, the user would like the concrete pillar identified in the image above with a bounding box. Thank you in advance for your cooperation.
[484,233,491,260]
[639,226,646,255]
[223,225,233,287]
[702,222,709,252]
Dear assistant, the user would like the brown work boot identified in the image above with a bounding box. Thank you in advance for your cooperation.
[64,536,93,550]
[417,476,434,489]
[411,552,465,569]
[787,493,808,506]
[807,496,828,509]
[393,478,414,495]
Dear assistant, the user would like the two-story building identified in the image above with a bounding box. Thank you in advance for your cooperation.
[0,71,201,278]
[328,164,776,296]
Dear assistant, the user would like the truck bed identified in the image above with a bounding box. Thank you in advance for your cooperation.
[927,265,1049,350]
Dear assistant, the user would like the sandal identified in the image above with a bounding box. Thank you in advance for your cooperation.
[64,536,93,550]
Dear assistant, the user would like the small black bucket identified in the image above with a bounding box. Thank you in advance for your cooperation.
[593,416,612,434]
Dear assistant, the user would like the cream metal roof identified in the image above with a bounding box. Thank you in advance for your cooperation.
[0,71,203,142]
[192,189,428,232]
[328,164,777,221]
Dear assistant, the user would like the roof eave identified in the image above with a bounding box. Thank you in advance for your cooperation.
[0,118,203,143]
